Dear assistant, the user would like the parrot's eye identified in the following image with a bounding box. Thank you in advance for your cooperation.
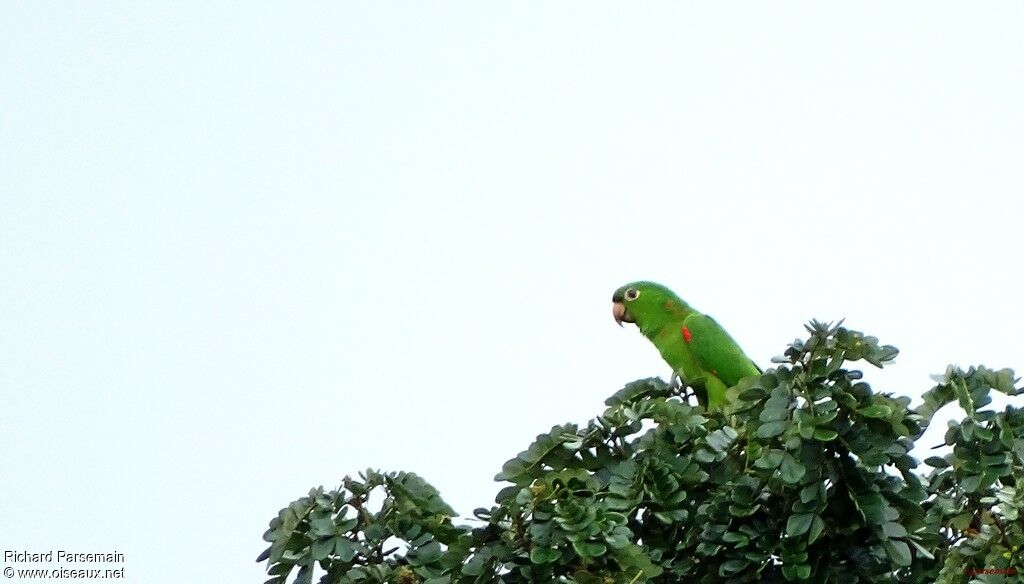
[624,288,640,301]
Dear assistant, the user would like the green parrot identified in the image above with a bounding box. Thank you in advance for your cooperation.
[612,281,761,410]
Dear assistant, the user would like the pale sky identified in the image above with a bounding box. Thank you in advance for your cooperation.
[1,3,1022,583]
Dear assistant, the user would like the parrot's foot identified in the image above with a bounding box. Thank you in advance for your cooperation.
[668,372,690,391]
[668,372,681,390]
[668,373,702,406]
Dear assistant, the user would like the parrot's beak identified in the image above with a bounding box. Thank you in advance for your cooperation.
[612,302,633,327]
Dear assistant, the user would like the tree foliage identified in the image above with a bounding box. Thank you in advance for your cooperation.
[258,322,1023,583]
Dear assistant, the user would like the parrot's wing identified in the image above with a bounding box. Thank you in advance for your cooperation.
[682,313,762,387]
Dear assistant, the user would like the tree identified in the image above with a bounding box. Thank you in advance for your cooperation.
[257,321,1023,583]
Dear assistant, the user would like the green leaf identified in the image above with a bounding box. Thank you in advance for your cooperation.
[529,546,560,564]
[695,448,716,463]
[883,539,912,567]
[722,531,749,545]
[462,552,487,575]
[950,512,972,530]
[812,428,838,441]
[719,558,748,576]
[796,563,812,579]
[571,541,607,558]
[755,449,785,469]
[859,405,892,418]
[807,515,825,544]
[780,453,806,484]
[410,541,443,565]
[706,427,739,453]
[739,387,767,400]
[760,390,792,422]
[961,473,983,493]
[786,513,814,536]
[882,522,907,538]
[311,537,334,561]
[334,538,357,562]
[799,483,820,503]
[310,518,335,536]
[853,492,887,524]
[495,424,581,483]
[758,420,788,439]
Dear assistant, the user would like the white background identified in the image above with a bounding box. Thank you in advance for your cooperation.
[2,3,1022,582]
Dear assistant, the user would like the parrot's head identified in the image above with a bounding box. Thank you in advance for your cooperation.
[611,281,683,330]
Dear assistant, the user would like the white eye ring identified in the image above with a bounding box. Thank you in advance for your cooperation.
[624,288,640,301]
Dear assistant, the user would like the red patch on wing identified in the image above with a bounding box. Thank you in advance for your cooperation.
[681,326,693,343]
